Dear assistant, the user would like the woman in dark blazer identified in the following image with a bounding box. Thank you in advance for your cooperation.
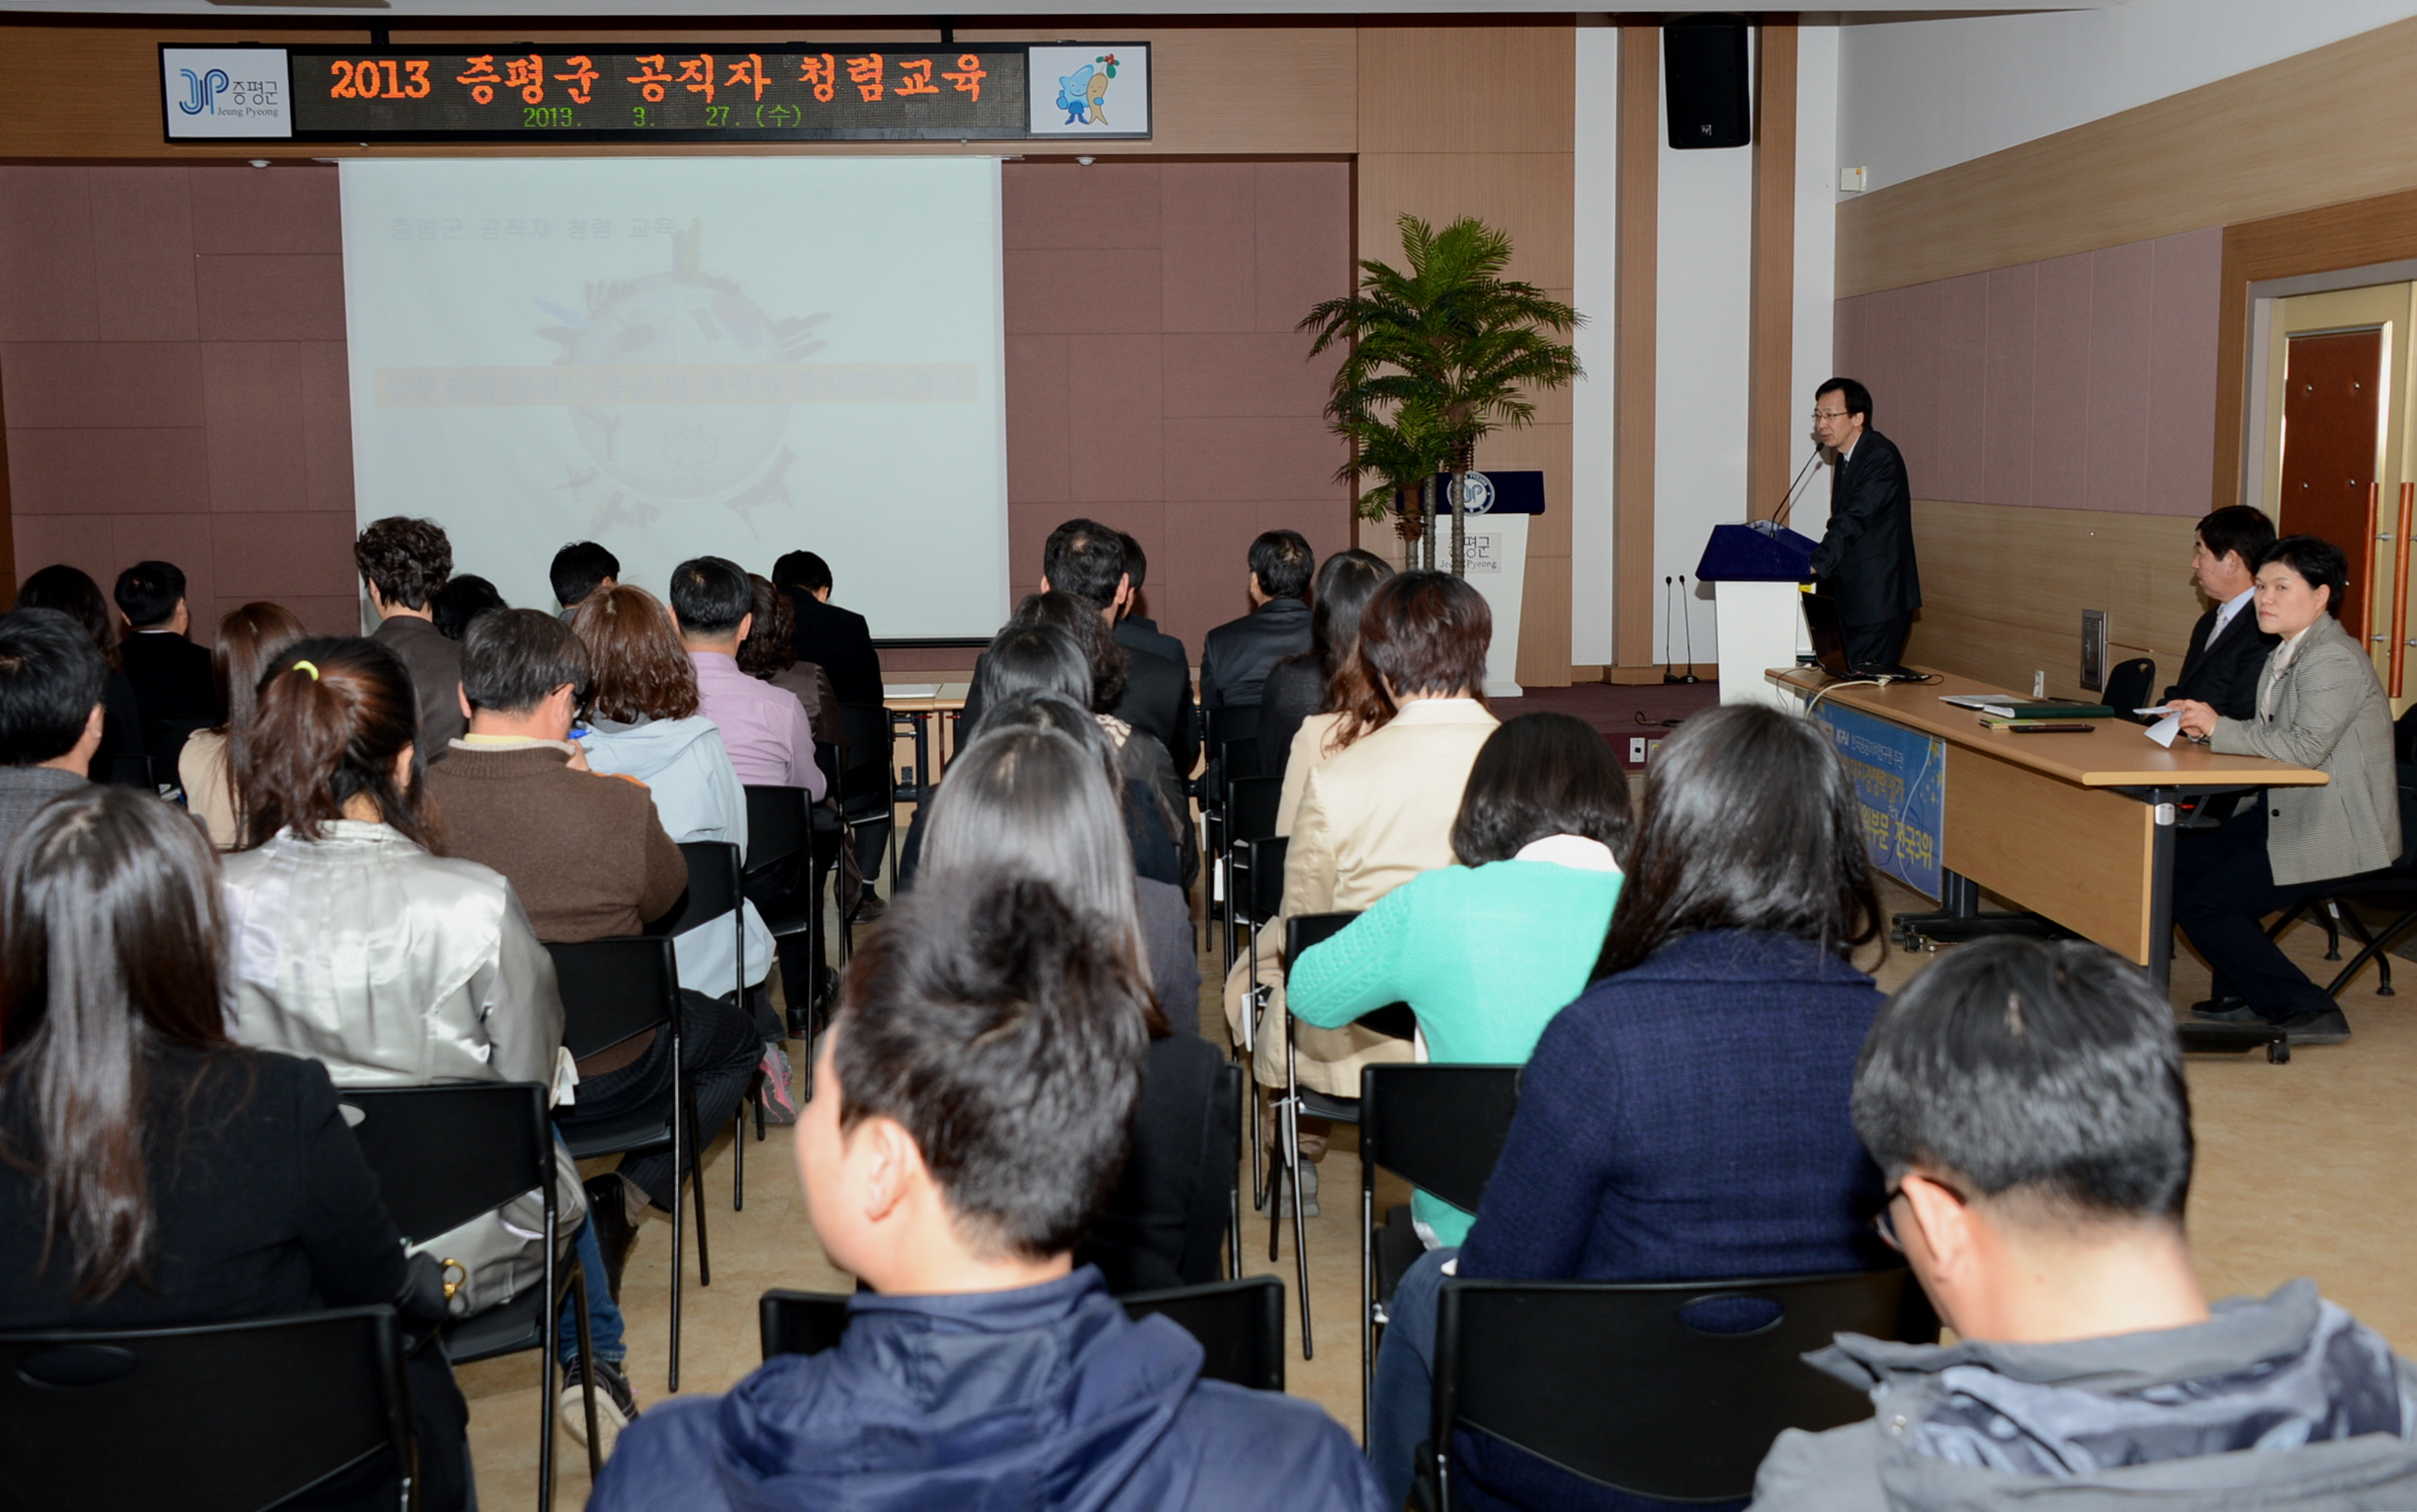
[0,787,468,1510]
[1365,703,1895,1512]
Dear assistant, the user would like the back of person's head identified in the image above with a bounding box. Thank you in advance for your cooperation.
[1597,703,1881,977]
[2257,534,2350,618]
[112,560,186,630]
[973,623,1092,716]
[211,602,307,741]
[921,721,1144,949]
[1041,519,1127,609]
[669,555,753,638]
[1817,376,1874,425]
[771,549,833,596]
[237,637,432,850]
[352,516,452,611]
[0,786,232,1299]
[1249,529,1315,602]
[461,608,590,715]
[1310,549,1398,744]
[1009,591,1127,714]
[835,872,1150,1259]
[1118,533,1150,593]
[960,689,1128,797]
[2196,506,2275,571]
[1452,713,1631,865]
[0,610,106,768]
[572,585,697,723]
[739,573,799,679]
[18,566,119,658]
[430,574,505,642]
[550,541,620,609]
[1855,937,2193,1228]
[1357,570,1490,701]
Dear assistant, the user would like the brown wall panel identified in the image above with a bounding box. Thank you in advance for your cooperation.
[1612,25,1658,671]
[1747,23,1797,526]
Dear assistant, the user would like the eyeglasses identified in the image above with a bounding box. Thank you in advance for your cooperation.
[1870,1177,1965,1251]
[1810,409,1851,423]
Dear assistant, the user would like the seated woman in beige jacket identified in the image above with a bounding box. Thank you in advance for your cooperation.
[177,600,306,848]
[1224,572,1500,1199]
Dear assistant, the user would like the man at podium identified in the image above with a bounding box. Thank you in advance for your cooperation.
[1809,378,1922,673]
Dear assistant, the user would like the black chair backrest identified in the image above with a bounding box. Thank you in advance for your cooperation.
[1227,775,1283,845]
[1432,1268,1936,1505]
[338,1082,552,1244]
[761,1276,1289,1392]
[1238,835,1289,926]
[1217,737,1263,793]
[545,936,678,1061]
[2104,656,2155,714]
[835,703,895,799]
[1206,704,1261,751]
[2396,705,2417,766]
[742,785,810,876]
[1360,1064,1521,1216]
[1286,912,1416,1041]
[0,1304,411,1512]
[653,840,742,937]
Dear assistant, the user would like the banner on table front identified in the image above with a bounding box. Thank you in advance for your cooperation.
[1811,701,1942,901]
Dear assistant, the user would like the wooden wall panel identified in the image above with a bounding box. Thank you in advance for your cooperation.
[1747,23,1797,525]
[1837,15,2417,298]
[1612,25,1659,671]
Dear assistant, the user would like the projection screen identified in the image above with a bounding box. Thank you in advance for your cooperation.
[340,156,1008,638]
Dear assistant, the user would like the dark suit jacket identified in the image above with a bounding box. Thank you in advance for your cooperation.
[1810,428,1922,626]
[372,614,465,759]
[120,630,219,724]
[1117,615,1195,771]
[1199,598,1313,711]
[2165,599,2277,721]
[1116,643,1198,776]
[781,587,884,709]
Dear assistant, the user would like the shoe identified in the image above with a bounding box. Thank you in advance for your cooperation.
[582,1175,637,1302]
[853,892,889,923]
[2191,997,2260,1023]
[1277,1160,1320,1218]
[755,1041,800,1125]
[561,1358,640,1458]
[2276,1007,2352,1046]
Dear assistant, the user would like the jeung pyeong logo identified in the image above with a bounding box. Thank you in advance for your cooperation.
[176,67,230,116]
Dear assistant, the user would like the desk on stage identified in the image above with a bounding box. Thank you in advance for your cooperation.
[881,683,969,803]
[1766,666,2326,987]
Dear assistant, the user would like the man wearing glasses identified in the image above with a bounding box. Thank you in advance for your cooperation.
[1809,378,1922,675]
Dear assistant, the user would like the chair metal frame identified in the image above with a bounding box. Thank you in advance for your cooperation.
[658,839,765,1212]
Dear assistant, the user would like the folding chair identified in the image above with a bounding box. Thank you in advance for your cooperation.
[1233,826,1287,1219]
[654,840,764,1211]
[1358,1062,1521,1436]
[1223,775,1284,970]
[0,1304,413,1512]
[1215,1058,1246,1281]
[548,936,710,1391]
[1418,1268,1938,1510]
[342,1081,595,1505]
[758,1276,1288,1391]
[2259,774,2417,999]
[743,783,847,1059]
[835,702,902,948]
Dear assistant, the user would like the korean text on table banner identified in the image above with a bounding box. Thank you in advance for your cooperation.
[1811,701,1942,901]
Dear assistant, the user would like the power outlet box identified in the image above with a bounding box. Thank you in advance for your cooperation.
[1629,735,1648,763]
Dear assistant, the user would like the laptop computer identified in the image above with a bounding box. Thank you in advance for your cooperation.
[1799,593,1915,681]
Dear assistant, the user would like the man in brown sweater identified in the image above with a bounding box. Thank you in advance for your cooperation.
[425,610,759,1324]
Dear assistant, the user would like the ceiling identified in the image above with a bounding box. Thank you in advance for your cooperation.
[0,3,2104,19]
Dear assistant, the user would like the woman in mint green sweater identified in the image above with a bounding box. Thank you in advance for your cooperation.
[1288,712,1630,1246]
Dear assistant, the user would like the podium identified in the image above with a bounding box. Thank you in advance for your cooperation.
[1695,523,1816,711]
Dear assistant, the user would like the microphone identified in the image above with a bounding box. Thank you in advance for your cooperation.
[1768,446,1823,531]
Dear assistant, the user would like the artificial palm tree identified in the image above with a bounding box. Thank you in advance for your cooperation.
[1302,214,1584,575]
[1331,397,1450,570]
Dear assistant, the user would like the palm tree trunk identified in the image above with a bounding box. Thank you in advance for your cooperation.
[1419,474,1435,571]
[1449,444,1473,577]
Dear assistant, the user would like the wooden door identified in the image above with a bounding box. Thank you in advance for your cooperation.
[2279,328,2382,638]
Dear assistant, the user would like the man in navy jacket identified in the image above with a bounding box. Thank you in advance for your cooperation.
[1809,378,1922,673]
[590,874,1382,1512]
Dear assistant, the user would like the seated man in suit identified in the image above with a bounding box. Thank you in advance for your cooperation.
[113,559,218,784]
[2165,504,2279,719]
[1755,937,2417,1510]
[770,549,887,917]
[1114,531,1196,735]
[1200,529,1315,712]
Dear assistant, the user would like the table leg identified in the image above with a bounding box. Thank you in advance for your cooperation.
[1891,869,2062,947]
[2146,787,2176,990]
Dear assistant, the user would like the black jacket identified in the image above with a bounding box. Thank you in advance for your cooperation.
[372,614,465,760]
[781,588,884,709]
[1116,616,1195,773]
[1115,644,1198,777]
[1079,1033,1234,1294]
[1810,428,1922,625]
[1256,653,1323,778]
[2165,599,2277,721]
[120,630,219,724]
[1116,614,1188,677]
[1199,598,1313,711]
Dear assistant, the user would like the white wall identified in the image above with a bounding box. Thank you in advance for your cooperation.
[1840,1,2417,192]
[1569,25,1618,664]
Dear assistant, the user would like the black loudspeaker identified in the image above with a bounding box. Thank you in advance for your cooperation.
[1664,15,1752,150]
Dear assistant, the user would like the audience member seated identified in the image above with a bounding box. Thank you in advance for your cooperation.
[552,539,620,616]
[214,635,616,1454]
[739,572,840,758]
[1290,711,1628,1246]
[1113,530,1192,684]
[430,572,505,641]
[17,564,147,787]
[0,788,474,1511]
[1368,702,1893,1510]
[1226,570,1498,1213]
[1753,936,2417,1508]
[0,609,104,849]
[1259,548,1392,787]
[2171,534,2401,1046]
[672,555,824,798]
[112,559,219,780]
[770,547,882,707]
[1201,528,1315,712]
[178,601,305,849]
[916,720,1220,1292]
[586,874,1385,1512]
[354,515,465,758]
[2165,504,2279,719]
[570,585,776,1009]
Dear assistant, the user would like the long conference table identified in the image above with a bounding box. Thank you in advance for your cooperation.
[1767,666,2327,989]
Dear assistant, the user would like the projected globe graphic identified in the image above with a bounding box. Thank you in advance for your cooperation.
[565,272,790,501]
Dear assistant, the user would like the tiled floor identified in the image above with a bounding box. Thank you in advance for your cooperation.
[461,877,2417,1509]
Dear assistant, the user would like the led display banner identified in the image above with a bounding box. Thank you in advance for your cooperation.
[163,42,1151,143]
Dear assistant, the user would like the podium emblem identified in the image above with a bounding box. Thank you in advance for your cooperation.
[1445,471,1496,515]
